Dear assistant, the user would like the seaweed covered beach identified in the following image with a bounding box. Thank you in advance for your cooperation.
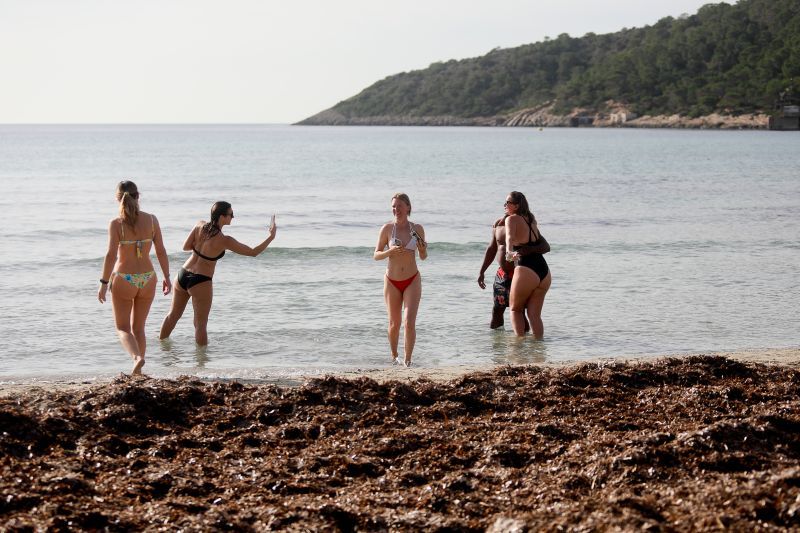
[2,356,800,531]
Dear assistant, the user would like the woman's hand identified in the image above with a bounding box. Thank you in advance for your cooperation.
[163,277,172,296]
[388,244,408,257]
[410,225,426,248]
[268,216,277,240]
[98,283,108,303]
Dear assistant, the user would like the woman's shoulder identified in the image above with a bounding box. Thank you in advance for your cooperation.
[379,222,393,232]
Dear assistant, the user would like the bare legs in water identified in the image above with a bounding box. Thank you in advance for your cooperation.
[110,276,157,375]
[160,280,213,346]
[509,267,551,339]
[383,274,422,366]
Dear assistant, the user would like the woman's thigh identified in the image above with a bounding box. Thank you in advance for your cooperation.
[111,275,155,327]
[509,267,540,310]
[402,274,422,323]
[526,272,552,317]
[383,276,403,323]
[188,281,214,323]
[132,278,157,329]
[169,283,191,314]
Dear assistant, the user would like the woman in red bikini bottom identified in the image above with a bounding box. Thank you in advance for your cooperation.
[373,193,428,367]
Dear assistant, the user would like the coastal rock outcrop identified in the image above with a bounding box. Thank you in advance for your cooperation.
[297,102,770,129]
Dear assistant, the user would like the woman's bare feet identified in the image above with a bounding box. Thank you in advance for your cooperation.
[132,356,145,375]
[404,357,412,368]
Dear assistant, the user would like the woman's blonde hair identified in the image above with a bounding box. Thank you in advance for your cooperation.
[116,180,140,228]
[392,192,411,215]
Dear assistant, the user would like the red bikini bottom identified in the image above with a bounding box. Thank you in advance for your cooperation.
[387,272,419,294]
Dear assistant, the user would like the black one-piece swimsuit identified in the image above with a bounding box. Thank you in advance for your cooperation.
[517,221,549,280]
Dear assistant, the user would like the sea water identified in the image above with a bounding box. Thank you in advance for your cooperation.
[1,125,798,381]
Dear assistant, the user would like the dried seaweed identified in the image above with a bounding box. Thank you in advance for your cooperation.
[2,356,800,531]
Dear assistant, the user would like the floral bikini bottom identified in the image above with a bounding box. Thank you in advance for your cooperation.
[113,271,156,289]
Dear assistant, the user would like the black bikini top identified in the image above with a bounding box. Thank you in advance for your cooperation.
[193,247,225,261]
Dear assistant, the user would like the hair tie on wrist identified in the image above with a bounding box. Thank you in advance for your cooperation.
[100,279,109,285]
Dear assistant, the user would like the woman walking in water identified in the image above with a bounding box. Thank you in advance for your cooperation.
[159,201,276,345]
[98,180,172,375]
[505,191,551,338]
[373,193,428,366]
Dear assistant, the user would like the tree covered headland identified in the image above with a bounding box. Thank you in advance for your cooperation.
[318,0,800,120]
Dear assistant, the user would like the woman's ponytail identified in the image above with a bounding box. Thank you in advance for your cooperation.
[116,181,140,228]
[201,201,231,239]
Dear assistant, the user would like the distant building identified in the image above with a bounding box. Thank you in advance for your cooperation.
[769,88,800,130]
[610,111,637,125]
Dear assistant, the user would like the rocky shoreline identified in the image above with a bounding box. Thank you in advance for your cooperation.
[297,102,770,129]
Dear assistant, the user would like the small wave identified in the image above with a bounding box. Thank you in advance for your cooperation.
[6,227,107,240]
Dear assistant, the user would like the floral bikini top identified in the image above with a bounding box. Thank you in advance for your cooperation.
[119,214,155,259]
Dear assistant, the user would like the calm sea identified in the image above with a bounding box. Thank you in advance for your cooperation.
[1,125,798,381]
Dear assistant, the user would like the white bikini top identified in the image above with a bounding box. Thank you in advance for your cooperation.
[391,222,418,250]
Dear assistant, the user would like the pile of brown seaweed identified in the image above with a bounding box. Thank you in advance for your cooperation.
[2,356,800,531]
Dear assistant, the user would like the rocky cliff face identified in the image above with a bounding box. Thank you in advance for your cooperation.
[297,102,769,129]
[296,109,504,126]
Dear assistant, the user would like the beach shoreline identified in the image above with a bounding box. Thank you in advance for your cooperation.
[2,346,797,397]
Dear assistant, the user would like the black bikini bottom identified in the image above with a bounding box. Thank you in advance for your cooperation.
[177,268,213,291]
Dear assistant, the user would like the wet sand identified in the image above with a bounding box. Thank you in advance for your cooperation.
[2,349,799,530]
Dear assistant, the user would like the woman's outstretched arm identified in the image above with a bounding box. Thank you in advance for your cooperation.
[224,223,276,257]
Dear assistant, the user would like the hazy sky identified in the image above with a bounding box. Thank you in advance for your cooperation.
[0,0,717,124]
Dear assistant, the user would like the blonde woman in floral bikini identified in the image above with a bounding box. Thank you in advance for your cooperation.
[98,180,172,375]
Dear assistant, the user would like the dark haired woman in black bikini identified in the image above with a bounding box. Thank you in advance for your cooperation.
[159,201,277,345]
[505,191,552,339]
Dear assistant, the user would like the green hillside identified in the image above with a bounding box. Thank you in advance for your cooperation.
[301,0,800,123]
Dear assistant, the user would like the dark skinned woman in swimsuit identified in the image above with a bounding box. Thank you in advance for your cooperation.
[98,180,172,375]
[373,193,428,367]
[159,201,277,346]
[505,191,552,339]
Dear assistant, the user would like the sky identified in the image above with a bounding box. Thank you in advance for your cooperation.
[0,0,718,124]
